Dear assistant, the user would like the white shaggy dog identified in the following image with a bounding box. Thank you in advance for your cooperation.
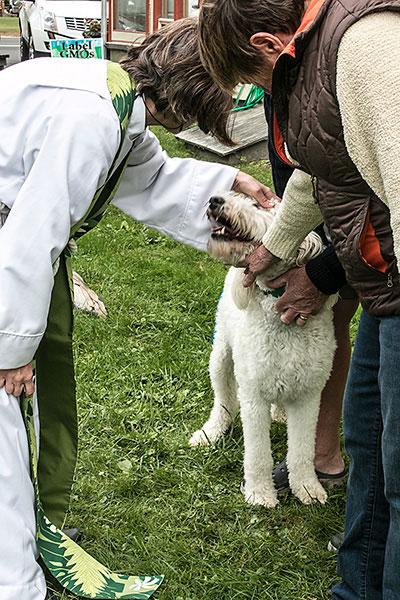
[189,192,337,508]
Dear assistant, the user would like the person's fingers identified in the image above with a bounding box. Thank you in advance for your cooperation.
[242,247,279,287]
[255,197,275,209]
[5,380,15,395]
[13,383,24,398]
[0,376,5,388]
[255,190,278,208]
[279,308,299,325]
[255,186,279,208]
[274,288,293,314]
[3,376,32,397]
[279,307,311,326]
[232,173,282,211]
[24,378,35,396]
[243,271,257,287]
[295,313,309,327]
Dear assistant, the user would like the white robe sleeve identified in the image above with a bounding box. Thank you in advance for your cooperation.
[113,129,239,251]
[0,101,119,370]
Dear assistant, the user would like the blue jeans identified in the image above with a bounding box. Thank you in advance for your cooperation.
[332,310,400,600]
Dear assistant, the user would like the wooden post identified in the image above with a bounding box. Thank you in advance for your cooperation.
[0,1,5,17]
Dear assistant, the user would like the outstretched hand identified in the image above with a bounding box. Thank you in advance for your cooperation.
[232,171,280,209]
[266,266,329,327]
[0,361,35,397]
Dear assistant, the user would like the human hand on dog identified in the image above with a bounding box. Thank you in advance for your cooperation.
[232,172,280,209]
[267,266,329,327]
[0,361,35,397]
[242,245,279,287]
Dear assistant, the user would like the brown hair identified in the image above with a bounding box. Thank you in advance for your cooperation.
[120,18,234,145]
[199,0,305,92]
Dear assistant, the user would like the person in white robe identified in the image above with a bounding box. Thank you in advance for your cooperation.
[0,19,273,600]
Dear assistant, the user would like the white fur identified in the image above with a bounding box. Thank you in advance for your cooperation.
[189,192,337,508]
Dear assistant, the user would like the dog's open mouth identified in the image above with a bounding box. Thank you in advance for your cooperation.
[208,211,250,242]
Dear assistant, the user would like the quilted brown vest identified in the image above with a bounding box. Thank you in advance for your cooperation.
[272,0,400,315]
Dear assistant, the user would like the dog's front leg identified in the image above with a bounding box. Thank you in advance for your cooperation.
[285,393,328,505]
[240,390,278,508]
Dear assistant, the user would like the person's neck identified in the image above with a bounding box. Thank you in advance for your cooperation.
[277,0,313,49]
[275,32,295,47]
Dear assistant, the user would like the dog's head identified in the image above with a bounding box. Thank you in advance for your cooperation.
[206,191,335,312]
[207,190,323,269]
[207,191,275,265]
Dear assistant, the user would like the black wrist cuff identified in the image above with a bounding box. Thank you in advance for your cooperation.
[305,246,348,295]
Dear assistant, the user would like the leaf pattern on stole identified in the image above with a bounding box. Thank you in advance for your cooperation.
[22,394,164,599]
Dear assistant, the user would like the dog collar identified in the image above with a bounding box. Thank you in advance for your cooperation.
[263,286,286,298]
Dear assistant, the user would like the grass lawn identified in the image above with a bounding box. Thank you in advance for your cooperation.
[55,128,358,599]
[0,15,20,36]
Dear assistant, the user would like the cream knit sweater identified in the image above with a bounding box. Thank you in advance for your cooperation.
[262,11,400,269]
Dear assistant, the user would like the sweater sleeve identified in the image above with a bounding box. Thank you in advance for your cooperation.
[337,11,400,268]
[261,168,324,259]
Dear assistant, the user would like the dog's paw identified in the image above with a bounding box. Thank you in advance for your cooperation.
[189,429,212,446]
[292,481,328,505]
[189,423,227,446]
[240,481,279,508]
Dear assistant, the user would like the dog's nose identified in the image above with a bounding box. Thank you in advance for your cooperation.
[209,196,224,210]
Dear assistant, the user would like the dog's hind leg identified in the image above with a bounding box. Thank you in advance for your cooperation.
[189,335,238,447]
[285,394,328,505]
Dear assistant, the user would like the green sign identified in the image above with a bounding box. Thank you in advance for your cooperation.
[50,39,104,59]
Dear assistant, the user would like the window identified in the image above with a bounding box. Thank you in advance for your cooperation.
[115,0,146,32]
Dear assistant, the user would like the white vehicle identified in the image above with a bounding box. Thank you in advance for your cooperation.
[19,0,101,60]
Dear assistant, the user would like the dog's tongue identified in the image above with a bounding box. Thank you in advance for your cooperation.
[211,225,224,232]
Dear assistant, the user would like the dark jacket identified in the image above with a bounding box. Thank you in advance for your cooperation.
[271,0,400,315]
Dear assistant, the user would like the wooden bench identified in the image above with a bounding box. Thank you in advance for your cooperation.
[176,103,268,165]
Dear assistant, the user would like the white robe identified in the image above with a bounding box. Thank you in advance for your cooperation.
[0,57,238,371]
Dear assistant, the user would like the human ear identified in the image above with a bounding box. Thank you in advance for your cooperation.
[249,32,285,58]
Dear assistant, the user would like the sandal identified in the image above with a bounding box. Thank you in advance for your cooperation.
[272,458,348,494]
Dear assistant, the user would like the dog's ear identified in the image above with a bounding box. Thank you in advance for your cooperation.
[230,268,257,310]
[295,231,324,266]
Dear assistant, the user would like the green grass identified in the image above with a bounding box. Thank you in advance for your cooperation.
[56,129,357,600]
[0,15,20,35]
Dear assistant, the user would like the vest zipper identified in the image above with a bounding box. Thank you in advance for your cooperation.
[311,175,319,203]
[387,273,394,288]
